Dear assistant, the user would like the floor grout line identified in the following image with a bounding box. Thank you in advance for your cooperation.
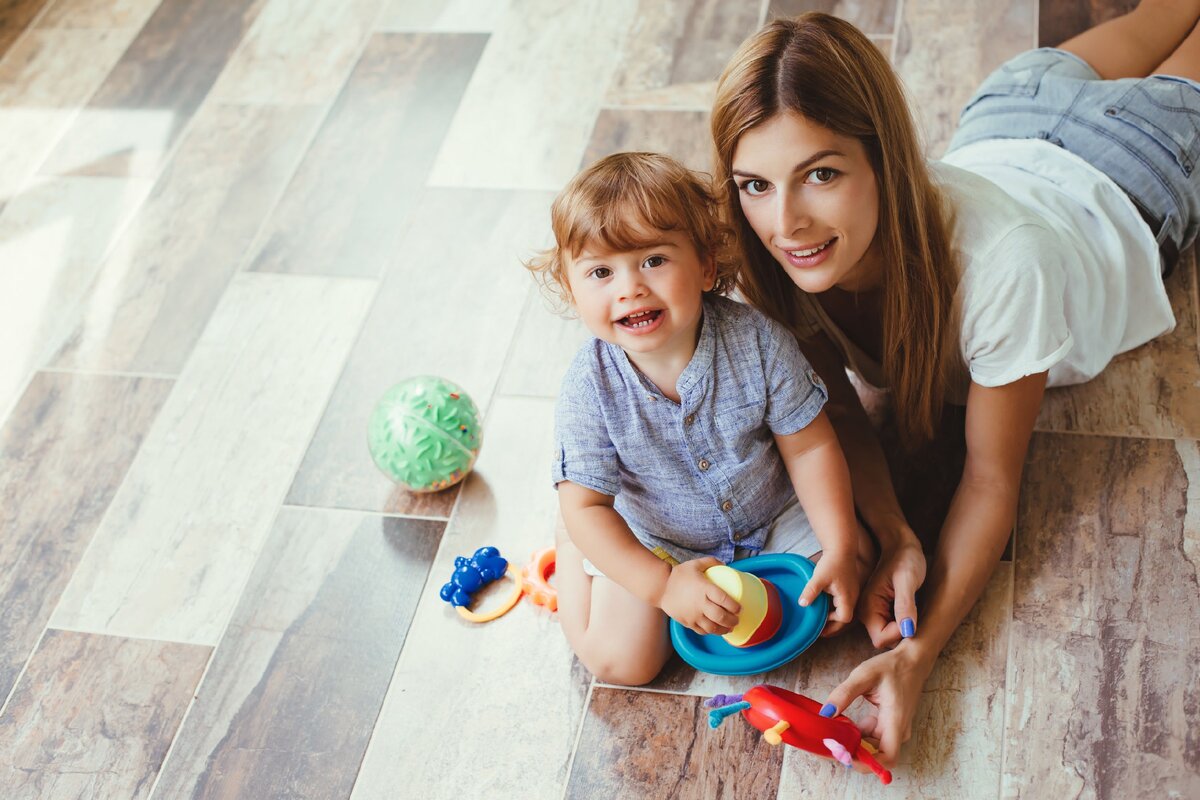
[559,676,597,800]
[0,627,47,721]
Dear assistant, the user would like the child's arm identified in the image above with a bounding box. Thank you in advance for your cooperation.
[557,481,740,635]
[774,409,862,632]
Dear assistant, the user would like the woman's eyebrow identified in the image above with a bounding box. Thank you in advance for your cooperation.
[732,149,846,178]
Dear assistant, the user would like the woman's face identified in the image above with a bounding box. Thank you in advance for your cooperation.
[732,112,883,294]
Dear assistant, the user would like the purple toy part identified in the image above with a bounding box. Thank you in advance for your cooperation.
[439,546,508,608]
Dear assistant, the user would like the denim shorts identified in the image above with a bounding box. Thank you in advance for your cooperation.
[946,47,1200,273]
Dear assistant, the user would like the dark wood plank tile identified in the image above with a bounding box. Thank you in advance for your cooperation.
[567,688,784,800]
[152,509,442,799]
[39,0,267,177]
[0,629,210,799]
[0,372,171,705]
[1005,433,1200,797]
[768,0,897,35]
[582,109,712,173]
[0,0,49,58]
[1038,0,1137,48]
[284,188,549,516]
[246,32,486,278]
[51,103,323,374]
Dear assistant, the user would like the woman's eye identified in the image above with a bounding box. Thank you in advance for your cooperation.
[741,179,770,196]
[643,255,665,269]
[809,167,837,184]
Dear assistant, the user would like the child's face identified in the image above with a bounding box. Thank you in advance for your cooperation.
[566,229,716,360]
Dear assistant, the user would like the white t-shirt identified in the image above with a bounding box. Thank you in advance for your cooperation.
[797,138,1173,401]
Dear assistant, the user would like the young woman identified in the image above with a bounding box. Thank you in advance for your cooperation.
[711,2,1199,767]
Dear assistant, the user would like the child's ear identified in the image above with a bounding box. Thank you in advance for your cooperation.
[702,255,717,291]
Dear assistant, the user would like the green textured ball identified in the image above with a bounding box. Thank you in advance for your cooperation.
[367,377,482,493]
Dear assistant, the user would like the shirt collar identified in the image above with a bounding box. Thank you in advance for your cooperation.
[605,295,717,401]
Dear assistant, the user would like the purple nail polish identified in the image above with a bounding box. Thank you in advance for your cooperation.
[900,617,915,638]
[819,703,837,718]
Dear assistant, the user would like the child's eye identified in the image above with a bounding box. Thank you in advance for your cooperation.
[642,255,666,269]
[589,266,612,279]
[739,178,771,196]
[807,167,838,184]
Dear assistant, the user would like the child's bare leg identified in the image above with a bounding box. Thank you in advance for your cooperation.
[555,528,672,686]
[1057,0,1200,78]
[1155,18,1200,80]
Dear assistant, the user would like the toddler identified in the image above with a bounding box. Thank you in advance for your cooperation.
[525,152,870,685]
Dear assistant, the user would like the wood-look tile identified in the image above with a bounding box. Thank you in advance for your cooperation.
[768,0,898,35]
[0,174,152,417]
[603,0,761,110]
[427,0,639,191]
[497,286,591,398]
[1037,0,1136,48]
[152,509,443,799]
[377,0,508,32]
[38,0,266,178]
[50,273,375,645]
[285,188,549,515]
[0,372,170,705]
[36,0,162,30]
[0,0,49,58]
[245,32,485,278]
[779,565,1012,798]
[0,27,137,107]
[350,397,590,800]
[581,109,713,173]
[0,107,72,197]
[51,103,323,374]
[1036,250,1200,439]
[0,629,210,800]
[566,688,785,799]
[208,0,384,105]
[1005,434,1200,797]
[894,0,1036,157]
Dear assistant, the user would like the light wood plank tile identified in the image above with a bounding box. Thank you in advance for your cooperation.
[427,0,639,191]
[894,0,1036,157]
[36,0,161,29]
[246,32,485,278]
[50,273,375,644]
[377,0,508,32]
[152,509,443,799]
[0,0,49,58]
[497,286,590,398]
[286,188,549,515]
[566,689,785,799]
[582,109,713,173]
[768,0,898,35]
[0,372,171,705]
[39,0,267,177]
[351,396,590,800]
[0,27,138,106]
[208,0,384,105]
[0,174,152,417]
[1005,434,1200,797]
[0,629,209,800]
[779,565,1012,799]
[1036,250,1200,439]
[51,103,323,374]
[0,107,73,198]
[603,0,760,110]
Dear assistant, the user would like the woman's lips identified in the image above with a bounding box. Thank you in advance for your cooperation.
[781,237,836,269]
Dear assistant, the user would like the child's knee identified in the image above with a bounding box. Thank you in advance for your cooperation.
[585,649,668,686]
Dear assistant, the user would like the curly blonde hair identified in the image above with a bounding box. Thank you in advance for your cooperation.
[524,152,738,312]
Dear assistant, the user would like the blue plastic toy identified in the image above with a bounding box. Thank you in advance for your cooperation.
[439,546,508,608]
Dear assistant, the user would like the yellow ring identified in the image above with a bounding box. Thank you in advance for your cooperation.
[456,564,524,623]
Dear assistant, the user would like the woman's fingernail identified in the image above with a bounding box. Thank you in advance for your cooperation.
[900,617,915,638]
[819,703,837,718]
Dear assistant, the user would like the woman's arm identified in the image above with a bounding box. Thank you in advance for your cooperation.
[824,371,1047,766]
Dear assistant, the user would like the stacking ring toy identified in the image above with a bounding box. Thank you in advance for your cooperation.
[522,546,557,611]
[456,565,524,623]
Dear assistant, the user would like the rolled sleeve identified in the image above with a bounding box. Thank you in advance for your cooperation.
[552,367,620,496]
[762,319,829,435]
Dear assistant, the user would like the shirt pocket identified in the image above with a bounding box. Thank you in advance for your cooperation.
[713,397,768,455]
[1104,79,1199,177]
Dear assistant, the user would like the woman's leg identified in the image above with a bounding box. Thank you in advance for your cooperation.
[1057,0,1200,78]
[1155,18,1200,80]
[555,526,672,686]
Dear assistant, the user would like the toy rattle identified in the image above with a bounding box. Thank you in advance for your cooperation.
[707,684,892,785]
[439,545,558,622]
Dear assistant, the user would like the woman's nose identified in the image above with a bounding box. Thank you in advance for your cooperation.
[777,189,811,236]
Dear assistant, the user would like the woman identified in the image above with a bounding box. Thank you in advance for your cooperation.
[711,3,1199,766]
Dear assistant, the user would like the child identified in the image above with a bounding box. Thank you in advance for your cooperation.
[524,152,870,686]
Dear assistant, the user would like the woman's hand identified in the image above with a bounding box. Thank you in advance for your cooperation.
[858,535,926,648]
[820,640,936,768]
[656,557,741,635]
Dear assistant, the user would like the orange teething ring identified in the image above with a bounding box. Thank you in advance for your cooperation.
[456,564,524,623]
[523,546,557,611]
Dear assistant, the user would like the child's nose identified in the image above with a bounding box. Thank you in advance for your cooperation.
[617,270,648,300]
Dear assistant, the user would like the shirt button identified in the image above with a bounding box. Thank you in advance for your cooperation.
[732,531,746,541]
[697,458,710,471]
[721,500,733,512]
[647,394,657,401]
[684,414,695,425]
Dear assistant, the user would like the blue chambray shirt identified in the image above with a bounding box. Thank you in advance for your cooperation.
[552,294,828,564]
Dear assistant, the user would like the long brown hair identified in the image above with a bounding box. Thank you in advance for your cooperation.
[712,13,955,448]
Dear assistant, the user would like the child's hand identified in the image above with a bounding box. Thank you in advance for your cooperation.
[657,557,741,636]
[799,549,860,637]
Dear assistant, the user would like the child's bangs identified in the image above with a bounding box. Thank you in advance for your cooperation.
[563,182,688,258]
